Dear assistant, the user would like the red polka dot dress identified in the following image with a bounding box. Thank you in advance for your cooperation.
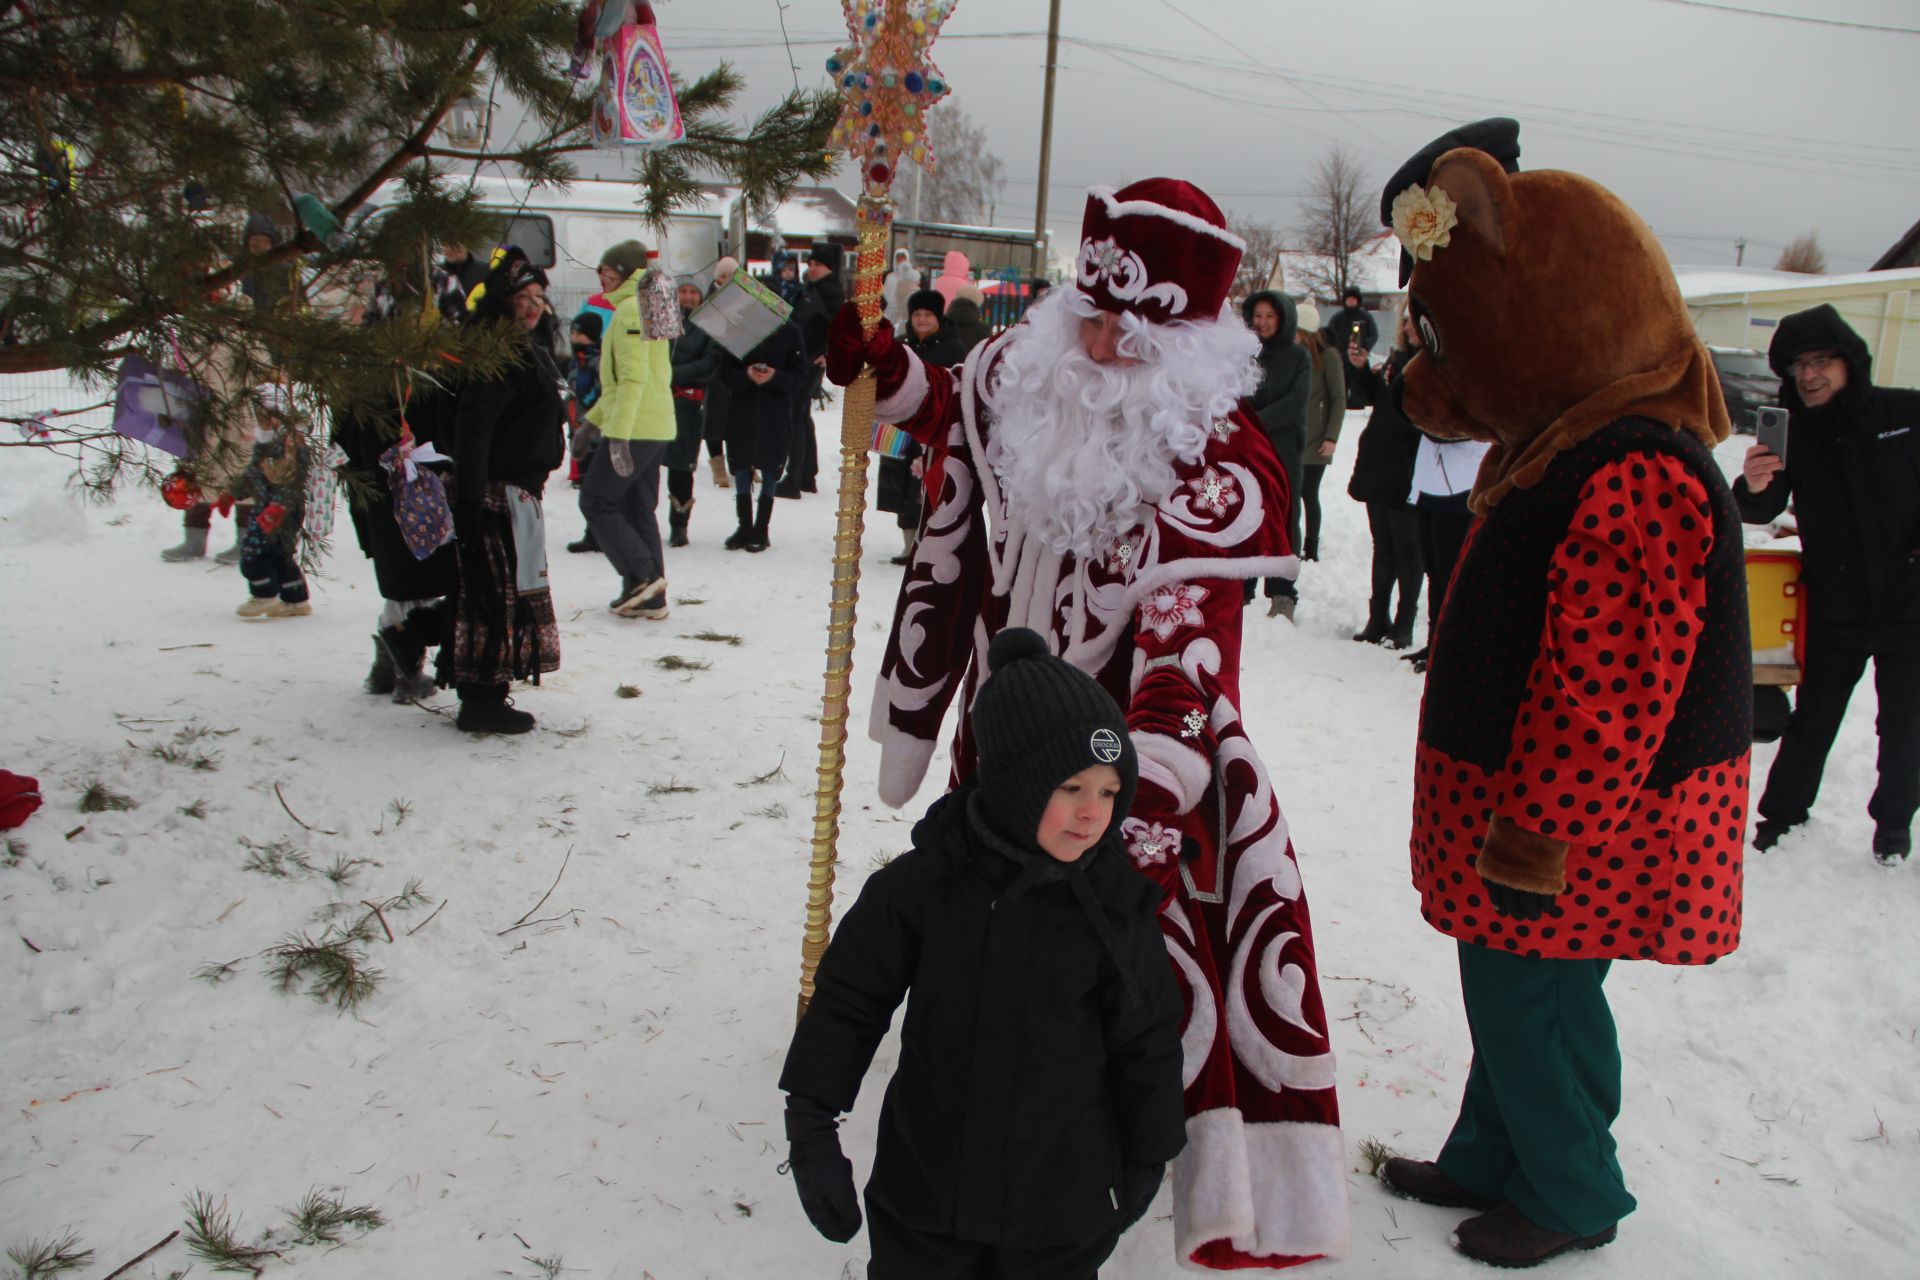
[1411,453,1749,964]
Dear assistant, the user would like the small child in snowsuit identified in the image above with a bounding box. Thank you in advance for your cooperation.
[779,627,1187,1279]
[234,384,311,618]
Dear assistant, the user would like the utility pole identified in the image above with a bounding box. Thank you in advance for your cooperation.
[1735,236,1747,267]
[1032,0,1062,281]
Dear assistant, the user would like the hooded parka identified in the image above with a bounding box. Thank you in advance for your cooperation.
[779,785,1186,1251]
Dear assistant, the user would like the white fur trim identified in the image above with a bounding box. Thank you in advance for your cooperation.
[1133,731,1211,815]
[1173,1110,1350,1269]
[871,715,937,809]
[1087,185,1247,252]
[872,348,929,422]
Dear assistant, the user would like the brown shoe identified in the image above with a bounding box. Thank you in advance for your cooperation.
[1453,1202,1617,1268]
[1379,1158,1498,1210]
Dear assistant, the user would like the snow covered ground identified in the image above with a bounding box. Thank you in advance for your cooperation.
[2,385,1915,1278]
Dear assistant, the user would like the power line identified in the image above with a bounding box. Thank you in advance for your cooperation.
[1653,0,1920,34]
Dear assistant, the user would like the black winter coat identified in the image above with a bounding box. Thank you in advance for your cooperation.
[721,321,806,474]
[945,297,992,354]
[667,310,721,471]
[876,324,967,515]
[1326,303,1378,355]
[780,786,1186,1250]
[793,270,847,361]
[451,329,566,514]
[1243,290,1310,547]
[1734,304,1920,642]
[1346,347,1423,507]
[332,385,459,601]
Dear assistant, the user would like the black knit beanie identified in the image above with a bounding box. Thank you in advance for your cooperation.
[970,628,1137,847]
[907,288,946,320]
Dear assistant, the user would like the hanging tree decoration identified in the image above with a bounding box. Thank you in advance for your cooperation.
[795,0,958,1022]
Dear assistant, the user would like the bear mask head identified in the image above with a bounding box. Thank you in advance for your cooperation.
[1385,121,1730,511]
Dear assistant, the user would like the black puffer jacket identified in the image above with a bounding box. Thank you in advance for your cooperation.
[451,328,566,513]
[1734,303,1920,639]
[721,320,807,474]
[1345,346,1423,506]
[780,784,1186,1250]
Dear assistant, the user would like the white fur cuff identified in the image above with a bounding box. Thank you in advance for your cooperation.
[1134,731,1211,815]
[872,349,929,423]
[871,716,937,810]
[1173,1109,1350,1269]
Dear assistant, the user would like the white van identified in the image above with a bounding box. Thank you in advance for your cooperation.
[367,174,727,322]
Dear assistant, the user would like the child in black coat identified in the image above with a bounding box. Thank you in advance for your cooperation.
[779,627,1187,1279]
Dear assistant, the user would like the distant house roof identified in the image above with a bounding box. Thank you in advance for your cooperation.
[1871,217,1920,271]
[1678,264,1920,300]
[701,184,858,242]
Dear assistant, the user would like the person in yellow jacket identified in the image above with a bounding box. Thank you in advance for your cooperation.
[582,239,679,619]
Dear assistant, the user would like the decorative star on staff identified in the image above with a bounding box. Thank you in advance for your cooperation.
[795,0,958,1021]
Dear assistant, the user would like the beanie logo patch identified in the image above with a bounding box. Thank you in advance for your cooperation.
[1089,728,1123,763]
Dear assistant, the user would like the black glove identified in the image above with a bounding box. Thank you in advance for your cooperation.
[1118,1160,1165,1231]
[1483,878,1554,921]
[783,1094,862,1243]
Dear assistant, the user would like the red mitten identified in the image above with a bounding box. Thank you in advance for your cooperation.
[0,770,42,830]
[257,502,287,534]
[826,304,910,397]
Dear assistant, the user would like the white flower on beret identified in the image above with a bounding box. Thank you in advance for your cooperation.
[1390,183,1459,263]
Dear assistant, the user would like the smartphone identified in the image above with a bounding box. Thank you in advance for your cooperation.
[1755,405,1789,465]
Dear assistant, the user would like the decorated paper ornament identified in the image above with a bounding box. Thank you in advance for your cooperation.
[590,3,685,151]
[825,0,957,198]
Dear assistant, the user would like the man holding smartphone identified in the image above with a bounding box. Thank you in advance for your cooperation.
[1735,304,1920,865]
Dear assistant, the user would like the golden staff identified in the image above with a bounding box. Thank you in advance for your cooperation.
[798,0,958,1020]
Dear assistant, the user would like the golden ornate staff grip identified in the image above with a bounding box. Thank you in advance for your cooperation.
[797,196,893,1021]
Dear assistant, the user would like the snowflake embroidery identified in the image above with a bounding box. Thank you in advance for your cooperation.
[1084,236,1125,277]
[1122,818,1179,869]
[1180,708,1207,740]
[1139,582,1208,640]
[1185,466,1239,518]
[1210,417,1238,440]
[1103,534,1138,576]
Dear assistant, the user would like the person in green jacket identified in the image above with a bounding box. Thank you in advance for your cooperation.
[582,239,678,620]
[1294,302,1347,563]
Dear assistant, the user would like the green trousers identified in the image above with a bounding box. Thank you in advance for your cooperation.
[1435,942,1637,1238]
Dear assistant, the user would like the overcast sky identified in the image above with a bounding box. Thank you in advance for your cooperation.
[561,0,1920,273]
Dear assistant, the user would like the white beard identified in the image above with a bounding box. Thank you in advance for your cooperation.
[986,286,1261,558]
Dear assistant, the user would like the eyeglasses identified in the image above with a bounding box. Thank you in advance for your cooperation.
[1787,352,1839,378]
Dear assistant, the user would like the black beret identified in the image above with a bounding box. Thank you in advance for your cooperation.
[1381,117,1522,285]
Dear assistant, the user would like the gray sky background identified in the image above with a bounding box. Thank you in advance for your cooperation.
[557,0,1920,273]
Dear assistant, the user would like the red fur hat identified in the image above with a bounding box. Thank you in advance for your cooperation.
[1073,178,1244,325]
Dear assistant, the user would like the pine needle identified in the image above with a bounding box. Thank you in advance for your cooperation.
[150,742,222,771]
[5,1230,93,1278]
[616,684,643,699]
[655,654,709,672]
[322,854,378,888]
[194,958,243,985]
[648,779,699,797]
[3,836,25,869]
[180,798,209,819]
[264,929,384,1013]
[736,753,788,787]
[77,778,137,813]
[239,838,314,879]
[1357,1136,1393,1176]
[286,1189,385,1244]
[684,629,742,646]
[182,1191,280,1274]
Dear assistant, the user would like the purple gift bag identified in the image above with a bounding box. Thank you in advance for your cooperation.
[111,353,201,458]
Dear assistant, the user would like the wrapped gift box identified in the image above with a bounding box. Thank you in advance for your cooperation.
[687,272,794,359]
[112,353,201,458]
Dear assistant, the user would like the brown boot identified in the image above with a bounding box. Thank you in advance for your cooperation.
[1379,1158,1498,1210]
[1453,1203,1617,1268]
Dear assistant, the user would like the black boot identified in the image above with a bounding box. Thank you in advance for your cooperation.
[668,498,692,548]
[377,624,436,703]
[455,683,535,735]
[723,494,754,550]
[745,496,774,552]
[567,528,600,554]
[1353,618,1390,644]
[363,635,397,695]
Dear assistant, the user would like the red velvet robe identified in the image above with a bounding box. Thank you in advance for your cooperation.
[867,334,1350,1269]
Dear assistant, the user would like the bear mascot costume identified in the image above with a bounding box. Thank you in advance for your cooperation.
[1376,119,1753,1268]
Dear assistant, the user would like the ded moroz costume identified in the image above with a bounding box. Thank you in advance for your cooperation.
[828,178,1349,1270]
